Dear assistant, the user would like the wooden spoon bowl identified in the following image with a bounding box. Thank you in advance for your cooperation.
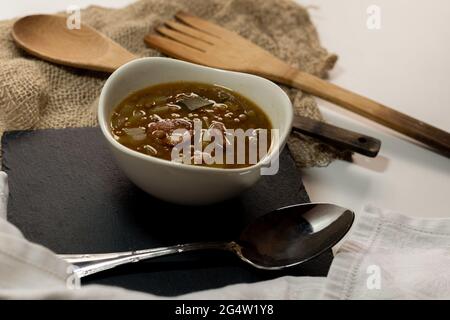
[12,14,136,72]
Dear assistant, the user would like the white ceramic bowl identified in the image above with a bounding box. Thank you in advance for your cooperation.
[98,57,293,205]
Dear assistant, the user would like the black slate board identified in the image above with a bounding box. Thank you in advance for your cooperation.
[2,127,332,296]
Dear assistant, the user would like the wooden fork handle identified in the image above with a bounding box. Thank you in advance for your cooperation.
[268,67,450,156]
[292,115,381,157]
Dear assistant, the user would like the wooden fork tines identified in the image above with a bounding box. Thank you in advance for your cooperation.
[145,11,280,73]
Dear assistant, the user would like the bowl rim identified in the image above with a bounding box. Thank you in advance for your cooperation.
[98,57,293,174]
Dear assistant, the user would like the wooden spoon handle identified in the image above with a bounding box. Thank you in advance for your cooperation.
[292,115,381,157]
[269,67,450,156]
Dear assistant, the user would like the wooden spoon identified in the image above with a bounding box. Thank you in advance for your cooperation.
[12,14,136,73]
[11,14,380,157]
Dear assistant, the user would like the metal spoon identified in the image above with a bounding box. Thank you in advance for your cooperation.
[59,203,354,278]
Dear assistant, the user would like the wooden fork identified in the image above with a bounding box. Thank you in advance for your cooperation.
[145,11,450,156]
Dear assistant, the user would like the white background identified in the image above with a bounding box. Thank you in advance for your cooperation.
[1,0,449,217]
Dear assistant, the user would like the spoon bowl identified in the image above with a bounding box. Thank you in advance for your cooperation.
[236,203,355,269]
[59,203,354,278]
[12,14,136,72]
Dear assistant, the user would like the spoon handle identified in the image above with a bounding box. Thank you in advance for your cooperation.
[292,115,381,157]
[58,242,232,278]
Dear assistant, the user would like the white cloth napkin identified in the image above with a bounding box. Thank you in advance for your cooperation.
[325,205,450,299]
[1,171,449,299]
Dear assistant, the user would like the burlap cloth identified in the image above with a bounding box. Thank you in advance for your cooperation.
[0,0,346,167]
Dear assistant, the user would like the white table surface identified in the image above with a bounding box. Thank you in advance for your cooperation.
[1,0,449,218]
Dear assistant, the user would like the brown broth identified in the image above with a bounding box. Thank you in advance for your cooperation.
[110,82,272,168]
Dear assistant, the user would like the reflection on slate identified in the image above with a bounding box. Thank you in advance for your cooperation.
[2,127,333,296]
